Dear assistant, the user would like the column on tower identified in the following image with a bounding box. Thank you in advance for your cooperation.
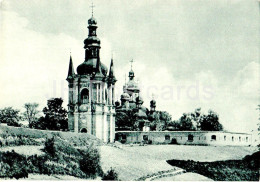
[97,83,99,103]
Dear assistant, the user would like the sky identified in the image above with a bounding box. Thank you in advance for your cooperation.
[0,0,259,132]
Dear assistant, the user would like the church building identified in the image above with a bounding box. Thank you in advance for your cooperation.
[66,14,116,143]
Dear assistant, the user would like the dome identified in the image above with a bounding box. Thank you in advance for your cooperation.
[126,80,139,91]
[150,99,156,106]
[84,36,100,46]
[88,17,97,25]
[121,93,130,100]
[115,100,120,107]
[77,59,108,76]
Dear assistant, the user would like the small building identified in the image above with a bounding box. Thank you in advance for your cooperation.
[116,131,252,146]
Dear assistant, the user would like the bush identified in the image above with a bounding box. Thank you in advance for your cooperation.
[0,150,28,179]
[79,147,103,178]
[102,168,118,181]
[44,137,56,157]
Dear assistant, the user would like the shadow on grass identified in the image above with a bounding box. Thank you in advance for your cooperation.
[167,151,259,181]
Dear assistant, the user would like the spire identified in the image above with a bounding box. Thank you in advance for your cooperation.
[129,59,135,80]
[108,58,115,78]
[66,55,75,81]
[108,58,117,84]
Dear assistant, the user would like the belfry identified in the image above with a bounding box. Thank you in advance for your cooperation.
[66,10,116,143]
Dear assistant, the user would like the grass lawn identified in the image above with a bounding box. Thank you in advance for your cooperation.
[122,144,257,161]
[99,144,257,181]
[167,157,259,181]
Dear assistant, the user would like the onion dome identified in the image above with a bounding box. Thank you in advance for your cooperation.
[77,59,108,76]
[150,99,156,111]
[150,99,156,106]
[126,80,140,91]
[115,100,120,107]
[84,37,101,48]
[121,93,130,101]
[88,16,97,25]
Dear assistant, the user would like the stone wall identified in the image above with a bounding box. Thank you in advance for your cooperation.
[116,131,252,146]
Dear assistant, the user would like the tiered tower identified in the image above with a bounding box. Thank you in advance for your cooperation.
[66,13,116,143]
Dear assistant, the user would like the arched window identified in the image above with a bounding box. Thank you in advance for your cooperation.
[211,135,216,141]
[81,128,87,133]
[188,134,194,141]
[81,89,89,104]
[143,135,148,141]
[165,135,170,140]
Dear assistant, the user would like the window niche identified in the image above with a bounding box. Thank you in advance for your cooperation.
[81,88,89,104]
[188,134,194,141]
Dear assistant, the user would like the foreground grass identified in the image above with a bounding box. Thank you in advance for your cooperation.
[167,151,260,181]
[0,137,103,180]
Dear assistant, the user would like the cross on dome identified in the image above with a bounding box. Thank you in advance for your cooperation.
[90,2,95,17]
[130,59,134,70]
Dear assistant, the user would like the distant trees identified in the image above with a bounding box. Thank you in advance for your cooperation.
[149,111,172,131]
[23,103,40,128]
[165,108,223,131]
[116,107,223,132]
[200,110,223,131]
[115,110,138,131]
[36,98,68,131]
[0,107,21,127]
[178,113,195,131]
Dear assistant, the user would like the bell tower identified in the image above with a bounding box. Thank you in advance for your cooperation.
[66,4,116,143]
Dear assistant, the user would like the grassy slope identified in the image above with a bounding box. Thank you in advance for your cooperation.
[100,144,258,181]
[0,124,102,146]
[0,125,103,180]
[122,144,257,161]
[167,158,259,181]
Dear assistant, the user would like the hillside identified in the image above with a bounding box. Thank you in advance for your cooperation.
[0,124,105,180]
[100,144,257,181]
[0,124,258,181]
[0,124,102,147]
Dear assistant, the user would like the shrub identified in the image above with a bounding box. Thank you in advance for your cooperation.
[102,168,119,181]
[0,150,28,179]
[79,147,103,178]
[44,137,56,157]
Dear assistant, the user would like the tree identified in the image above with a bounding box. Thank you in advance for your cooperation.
[190,108,202,130]
[167,120,180,131]
[102,168,118,180]
[36,98,68,131]
[149,111,172,131]
[23,103,40,128]
[200,110,223,131]
[178,113,195,131]
[115,110,138,130]
[0,107,21,127]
